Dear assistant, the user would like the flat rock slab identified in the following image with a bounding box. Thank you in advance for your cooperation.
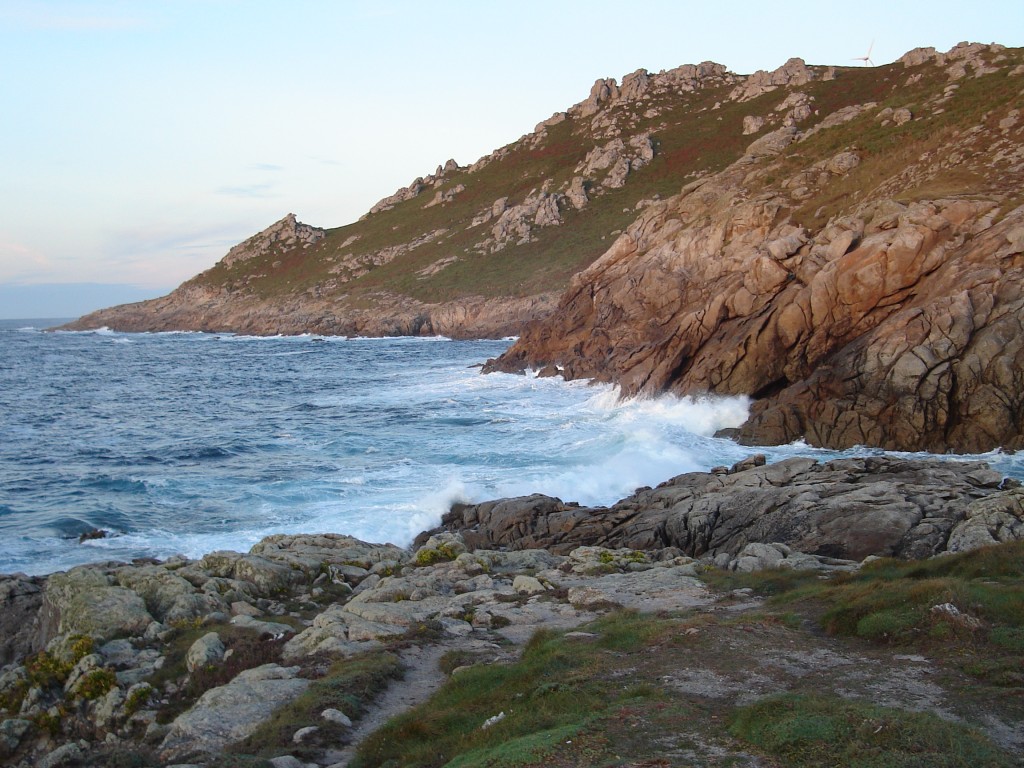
[558,566,711,614]
[160,664,310,760]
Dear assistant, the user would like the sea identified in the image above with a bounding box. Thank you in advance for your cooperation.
[2,318,1022,577]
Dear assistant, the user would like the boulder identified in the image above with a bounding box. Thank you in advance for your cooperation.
[0,718,31,759]
[37,742,82,768]
[946,488,1024,553]
[567,176,589,210]
[42,568,154,643]
[512,575,547,595]
[742,115,765,135]
[0,575,44,665]
[160,664,310,759]
[116,565,228,624]
[322,707,353,727]
[186,632,225,673]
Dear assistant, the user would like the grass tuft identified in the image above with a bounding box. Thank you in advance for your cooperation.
[350,611,671,768]
[730,693,1012,767]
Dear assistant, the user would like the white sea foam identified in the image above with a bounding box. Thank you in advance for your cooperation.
[588,391,751,435]
[496,439,701,508]
[5,330,1022,577]
[403,479,474,541]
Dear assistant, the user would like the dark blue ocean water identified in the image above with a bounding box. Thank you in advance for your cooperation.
[2,319,1021,576]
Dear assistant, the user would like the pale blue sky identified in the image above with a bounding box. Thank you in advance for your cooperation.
[0,0,1021,317]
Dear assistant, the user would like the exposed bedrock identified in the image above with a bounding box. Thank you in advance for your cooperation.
[423,455,1023,562]
[488,163,1024,451]
[64,289,557,340]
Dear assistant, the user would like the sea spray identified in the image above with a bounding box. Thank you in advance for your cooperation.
[2,323,1022,575]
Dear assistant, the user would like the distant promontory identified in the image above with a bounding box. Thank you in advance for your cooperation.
[64,43,1024,453]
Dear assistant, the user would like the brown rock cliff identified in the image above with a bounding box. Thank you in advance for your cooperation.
[489,46,1024,452]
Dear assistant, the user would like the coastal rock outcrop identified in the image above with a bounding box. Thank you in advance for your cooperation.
[424,456,1020,562]
[221,214,325,268]
[65,288,559,340]
[1,454,1023,764]
[488,43,1024,452]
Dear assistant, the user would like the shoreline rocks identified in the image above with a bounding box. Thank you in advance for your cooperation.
[0,454,1022,765]
[420,455,1020,561]
[485,43,1024,454]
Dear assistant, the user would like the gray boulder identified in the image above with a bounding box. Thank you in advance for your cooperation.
[185,632,225,673]
[946,488,1024,553]
[0,718,31,759]
[42,567,154,643]
[160,664,310,760]
[0,575,44,665]
[37,742,82,768]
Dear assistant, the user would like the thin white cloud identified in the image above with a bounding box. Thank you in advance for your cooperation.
[102,221,244,258]
[0,238,52,282]
[308,155,343,167]
[215,181,280,199]
[0,2,149,31]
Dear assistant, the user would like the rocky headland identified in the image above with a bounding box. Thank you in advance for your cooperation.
[487,44,1024,453]
[63,42,1024,454]
[1,455,1023,766]
[29,41,1024,766]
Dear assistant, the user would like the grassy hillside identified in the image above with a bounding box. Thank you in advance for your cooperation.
[173,44,1020,322]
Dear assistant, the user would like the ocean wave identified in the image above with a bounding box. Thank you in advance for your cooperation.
[54,325,115,335]
[587,391,751,436]
[5,330,1020,577]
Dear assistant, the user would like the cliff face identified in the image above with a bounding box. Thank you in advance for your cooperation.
[67,279,558,339]
[489,43,1024,453]
[64,43,1024,451]
[58,55,824,338]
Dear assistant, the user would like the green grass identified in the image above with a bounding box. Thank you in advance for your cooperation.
[350,611,675,768]
[229,650,402,759]
[731,693,1012,767]
[701,541,1024,685]
[699,564,825,597]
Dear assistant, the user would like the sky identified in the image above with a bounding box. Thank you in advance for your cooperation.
[0,0,1021,318]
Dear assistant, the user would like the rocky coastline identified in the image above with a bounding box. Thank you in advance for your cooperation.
[61,43,1024,456]
[20,41,1024,765]
[2,454,1023,766]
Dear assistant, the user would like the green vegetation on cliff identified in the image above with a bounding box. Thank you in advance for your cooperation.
[67,43,1024,341]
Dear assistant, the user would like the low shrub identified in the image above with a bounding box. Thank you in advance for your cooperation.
[74,668,117,700]
[351,610,669,768]
[230,650,401,758]
[730,693,1012,767]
